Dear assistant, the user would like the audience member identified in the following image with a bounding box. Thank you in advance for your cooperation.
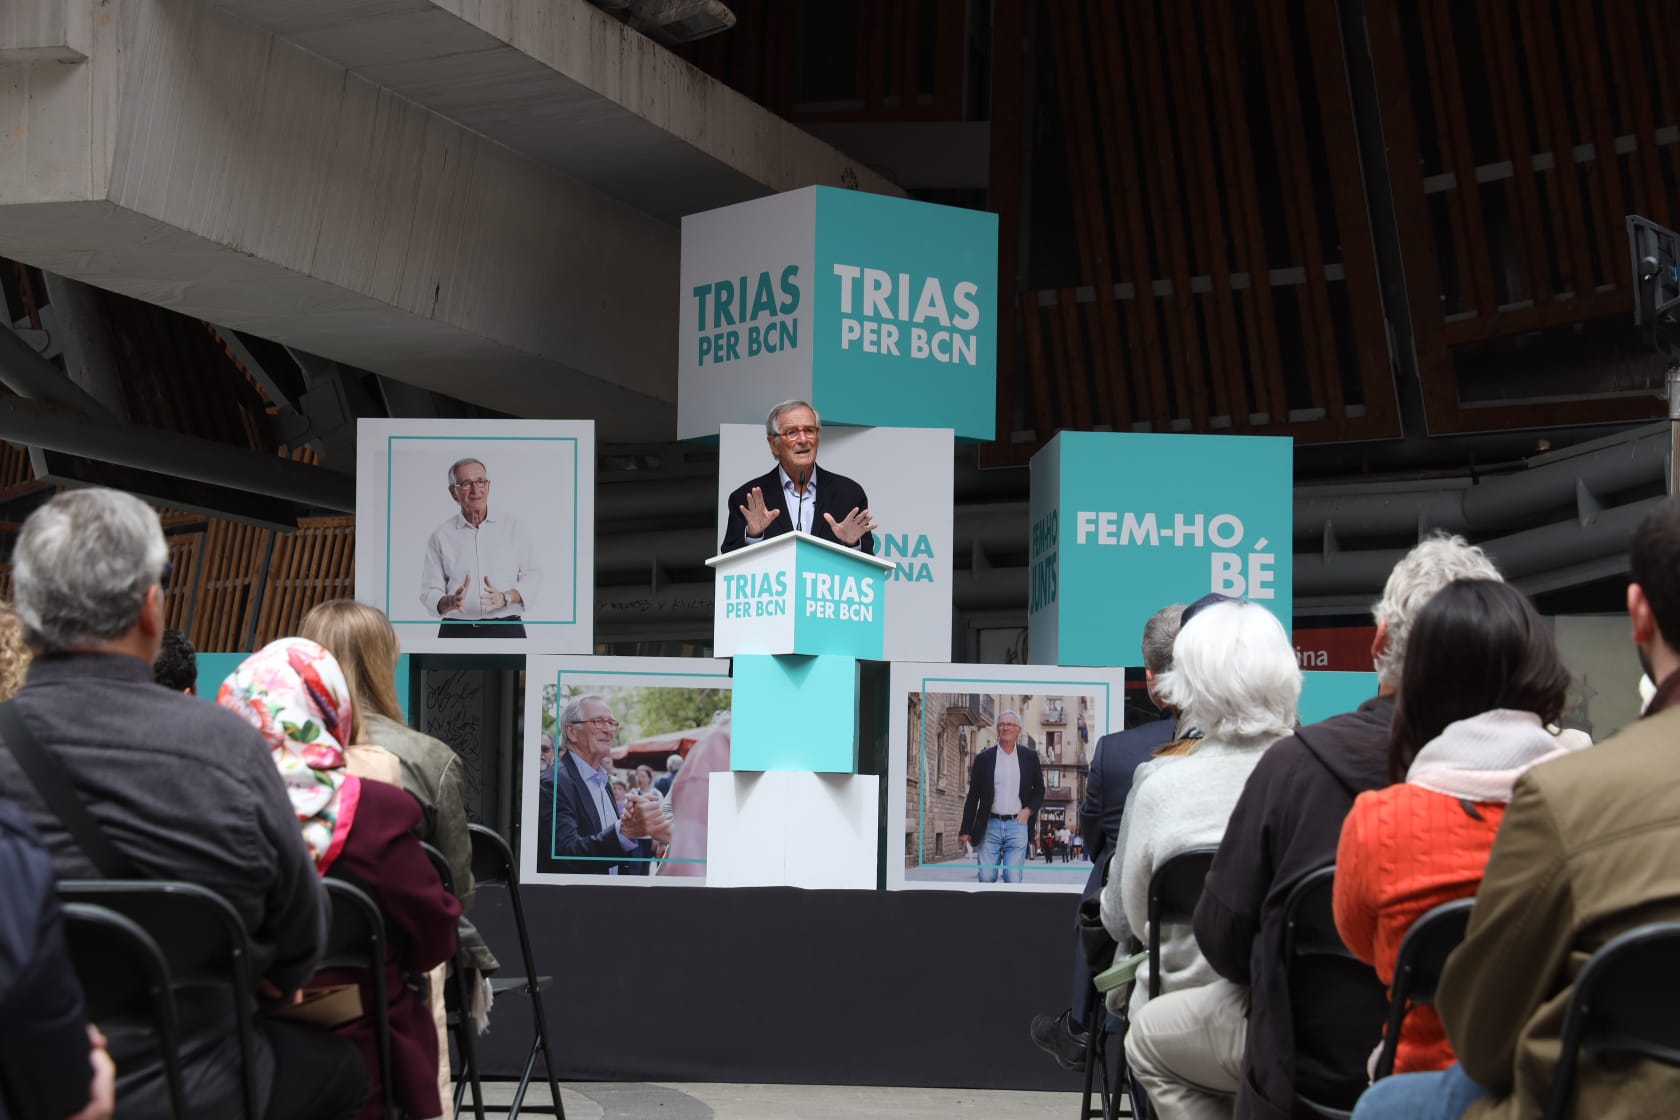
[299,599,498,980]
[0,488,366,1119]
[1031,602,1186,1070]
[0,602,31,700]
[1353,500,1680,1118]
[657,712,730,878]
[1101,597,1301,1118]
[220,638,460,1120]
[1334,579,1577,1077]
[151,627,197,693]
[1173,535,1500,1120]
[0,797,115,1120]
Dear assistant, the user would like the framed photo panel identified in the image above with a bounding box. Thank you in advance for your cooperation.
[519,656,733,886]
[355,419,594,653]
[887,662,1129,893]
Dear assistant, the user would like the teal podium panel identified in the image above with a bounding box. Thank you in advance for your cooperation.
[707,531,894,659]
[1299,671,1381,726]
[732,654,860,772]
[678,186,999,439]
[1029,431,1294,665]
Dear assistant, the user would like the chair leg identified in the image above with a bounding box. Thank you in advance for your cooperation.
[530,984,566,1120]
[1079,1000,1105,1120]
[452,1016,486,1120]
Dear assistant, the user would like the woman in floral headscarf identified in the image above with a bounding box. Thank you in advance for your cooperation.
[220,638,460,1120]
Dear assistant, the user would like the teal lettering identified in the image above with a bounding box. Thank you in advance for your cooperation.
[780,265,801,314]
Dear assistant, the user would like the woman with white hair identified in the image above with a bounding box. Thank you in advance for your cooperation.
[1099,595,1302,1119]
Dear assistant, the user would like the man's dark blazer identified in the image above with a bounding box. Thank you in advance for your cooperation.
[959,744,1046,845]
[720,465,875,555]
[1079,715,1178,901]
[536,751,653,875]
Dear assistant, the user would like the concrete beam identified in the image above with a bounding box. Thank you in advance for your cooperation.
[210,0,904,222]
[0,2,689,437]
[0,1,88,63]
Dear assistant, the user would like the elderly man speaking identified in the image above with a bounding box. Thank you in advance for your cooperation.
[720,400,878,554]
[420,456,542,639]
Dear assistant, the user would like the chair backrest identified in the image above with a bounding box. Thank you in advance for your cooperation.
[1283,866,1352,962]
[321,878,395,1120]
[1372,898,1474,1080]
[1544,920,1680,1120]
[58,880,262,1119]
[1146,846,1219,999]
[419,841,455,896]
[60,901,187,1119]
[467,824,542,983]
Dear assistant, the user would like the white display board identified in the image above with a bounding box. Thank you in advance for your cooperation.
[518,656,733,887]
[355,419,594,654]
[886,661,1129,893]
[716,424,955,662]
[705,772,880,889]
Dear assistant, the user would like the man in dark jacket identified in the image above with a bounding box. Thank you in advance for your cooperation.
[958,710,1045,884]
[0,489,367,1120]
[1030,603,1185,1069]
[1128,535,1501,1119]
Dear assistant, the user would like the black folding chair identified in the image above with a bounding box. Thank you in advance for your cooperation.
[59,879,262,1120]
[1543,920,1680,1120]
[1371,898,1474,1081]
[322,878,397,1120]
[418,842,487,1120]
[1081,846,1218,1120]
[60,901,188,1120]
[465,823,565,1119]
[1282,866,1373,1120]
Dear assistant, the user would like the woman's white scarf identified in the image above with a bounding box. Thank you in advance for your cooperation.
[1405,709,1587,803]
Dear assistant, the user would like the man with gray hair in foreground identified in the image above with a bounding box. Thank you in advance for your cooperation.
[0,488,366,1120]
[1129,534,1503,1120]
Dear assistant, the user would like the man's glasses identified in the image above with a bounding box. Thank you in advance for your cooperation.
[777,426,820,440]
[452,478,491,491]
[570,717,621,731]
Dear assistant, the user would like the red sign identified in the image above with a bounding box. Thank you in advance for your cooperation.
[1292,626,1379,672]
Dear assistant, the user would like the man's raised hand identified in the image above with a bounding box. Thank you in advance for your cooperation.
[823,506,878,547]
[437,574,470,616]
[740,486,782,537]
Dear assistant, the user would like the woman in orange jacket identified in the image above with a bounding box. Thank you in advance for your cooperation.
[1332,578,1581,1077]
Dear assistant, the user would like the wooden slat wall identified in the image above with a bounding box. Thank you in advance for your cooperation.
[251,517,355,647]
[1369,0,1677,432]
[677,0,968,122]
[189,519,271,653]
[990,1,1397,463]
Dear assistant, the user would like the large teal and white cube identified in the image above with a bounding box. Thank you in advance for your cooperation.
[731,654,860,772]
[707,532,894,659]
[678,186,999,440]
[1029,432,1294,665]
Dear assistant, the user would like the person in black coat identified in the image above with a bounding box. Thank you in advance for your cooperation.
[720,401,877,554]
[1030,603,1186,1070]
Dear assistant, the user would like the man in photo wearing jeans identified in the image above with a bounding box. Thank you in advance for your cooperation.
[959,710,1045,884]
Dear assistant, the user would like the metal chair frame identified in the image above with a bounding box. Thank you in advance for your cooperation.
[322,877,397,1120]
[1371,898,1474,1081]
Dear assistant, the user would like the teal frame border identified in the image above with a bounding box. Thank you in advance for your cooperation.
[385,435,580,626]
[546,667,733,867]
[913,675,1115,875]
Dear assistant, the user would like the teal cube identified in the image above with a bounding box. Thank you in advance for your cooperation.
[732,653,860,772]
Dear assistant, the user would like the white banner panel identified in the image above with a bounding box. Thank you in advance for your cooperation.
[716,423,954,662]
[355,419,595,654]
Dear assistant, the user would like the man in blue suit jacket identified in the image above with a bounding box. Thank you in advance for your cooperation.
[1031,603,1187,1069]
[536,694,663,875]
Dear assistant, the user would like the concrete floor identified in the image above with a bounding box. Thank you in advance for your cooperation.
[461,1080,1091,1118]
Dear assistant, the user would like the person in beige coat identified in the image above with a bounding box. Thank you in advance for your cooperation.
[1352,498,1680,1119]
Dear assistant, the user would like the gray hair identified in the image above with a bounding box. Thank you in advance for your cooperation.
[447,458,487,485]
[14,489,169,655]
[1372,534,1503,689]
[666,753,684,771]
[765,400,820,440]
[560,692,609,729]
[1141,603,1187,673]
[996,708,1021,726]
